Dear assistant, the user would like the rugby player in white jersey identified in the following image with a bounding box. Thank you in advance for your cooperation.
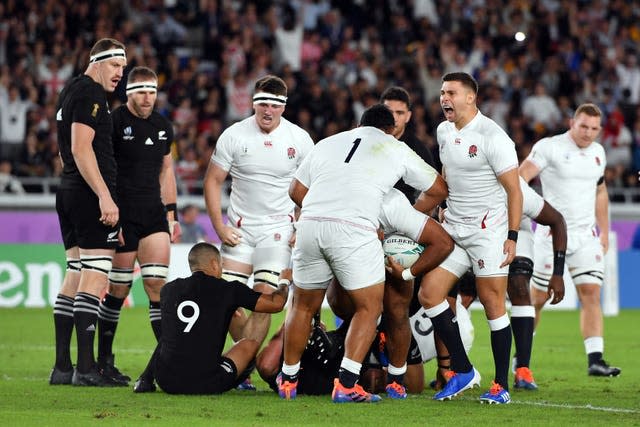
[509,177,566,390]
[278,104,447,403]
[417,72,523,404]
[256,188,457,397]
[204,75,314,388]
[328,188,454,399]
[519,103,621,377]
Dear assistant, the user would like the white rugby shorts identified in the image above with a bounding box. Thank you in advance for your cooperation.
[220,220,293,276]
[292,219,385,291]
[439,221,510,277]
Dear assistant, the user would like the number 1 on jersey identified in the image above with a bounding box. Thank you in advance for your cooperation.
[344,138,361,163]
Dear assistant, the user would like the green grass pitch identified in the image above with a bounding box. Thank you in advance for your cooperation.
[1,307,638,426]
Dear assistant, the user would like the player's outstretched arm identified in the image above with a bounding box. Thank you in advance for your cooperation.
[535,201,567,304]
[254,269,291,313]
[386,219,454,281]
[498,168,523,267]
[204,161,240,246]
[289,178,309,208]
[413,174,448,214]
[160,153,181,242]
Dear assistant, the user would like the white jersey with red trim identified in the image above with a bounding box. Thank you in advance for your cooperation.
[524,131,605,232]
[437,111,518,228]
[295,126,438,229]
[211,115,314,226]
[379,188,428,242]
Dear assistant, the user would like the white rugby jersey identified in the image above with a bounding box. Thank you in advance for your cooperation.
[525,131,605,231]
[437,111,519,228]
[379,188,429,241]
[295,126,438,229]
[211,115,314,225]
[520,176,544,220]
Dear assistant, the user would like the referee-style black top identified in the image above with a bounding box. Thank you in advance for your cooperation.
[157,272,261,384]
[56,75,116,192]
[111,106,174,202]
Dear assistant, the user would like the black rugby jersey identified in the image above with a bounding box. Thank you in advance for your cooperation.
[157,272,260,383]
[111,106,174,201]
[56,75,116,192]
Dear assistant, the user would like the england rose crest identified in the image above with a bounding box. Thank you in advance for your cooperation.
[468,145,478,158]
[287,147,296,159]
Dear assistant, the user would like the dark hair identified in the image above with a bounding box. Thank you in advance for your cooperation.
[187,242,220,270]
[442,72,478,95]
[380,86,411,109]
[359,104,395,132]
[254,75,287,97]
[127,66,157,84]
[89,38,125,57]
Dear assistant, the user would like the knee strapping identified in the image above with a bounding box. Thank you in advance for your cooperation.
[80,255,112,276]
[66,258,81,273]
[140,263,169,281]
[222,271,250,285]
[530,272,551,291]
[109,267,134,287]
[509,257,533,277]
[253,269,280,288]
[571,267,604,286]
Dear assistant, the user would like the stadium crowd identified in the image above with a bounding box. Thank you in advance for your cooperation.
[1,0,640,197]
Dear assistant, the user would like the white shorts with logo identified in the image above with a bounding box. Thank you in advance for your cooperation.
[532,225,605,290]
[292,219,385,291]
[439,221,509,277]
[221,220,294,280]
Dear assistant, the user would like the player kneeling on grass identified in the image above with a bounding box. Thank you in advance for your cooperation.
[132,242,289,394]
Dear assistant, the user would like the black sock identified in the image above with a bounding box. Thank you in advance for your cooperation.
[429,307,473,373]
[510,314,533,368]
[588,352,603,367]
[97,294,125,361]
[387,372,404,386]
[139,343,161,381]
[281,372,298,383]
[74,292,100,373]
[491,325,512,390]
[149,301,161,341]
[338,368,359,388]
[53,294,75,371]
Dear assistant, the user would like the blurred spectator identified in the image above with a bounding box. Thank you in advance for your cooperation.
[601,109,633,184]
[0,84,32,164]
[271,2,304,73]
[615,50,640,106]
[0,158,25,194]
[174,145,201,194]
[178,204,207,243]
[522,82,562,136]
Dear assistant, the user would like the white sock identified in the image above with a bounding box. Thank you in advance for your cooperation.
[281,361,300,377]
